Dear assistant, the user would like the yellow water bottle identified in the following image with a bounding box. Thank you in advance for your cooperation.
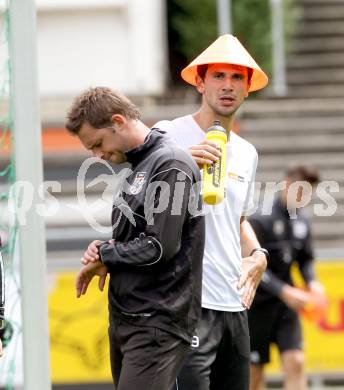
[202,120,228,205]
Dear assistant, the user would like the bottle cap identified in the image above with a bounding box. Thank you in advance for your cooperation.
[208,121,226,134]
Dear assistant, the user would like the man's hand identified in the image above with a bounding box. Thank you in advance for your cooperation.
[280,285,311,311]
[81,239,114,265]
[238,252,267,309]
[307,280,328,310]
[76,261,108,298]
[81,240,103,265]
[188,139,221,168]
[308,280,326,297]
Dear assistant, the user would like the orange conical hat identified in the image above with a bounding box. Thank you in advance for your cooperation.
[181,34,268,92]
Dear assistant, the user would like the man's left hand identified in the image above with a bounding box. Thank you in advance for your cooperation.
[238,252,267,309]
[76,261,108,298]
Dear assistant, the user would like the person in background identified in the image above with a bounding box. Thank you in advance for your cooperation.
[155,34,268,390]
[248,164,327,390]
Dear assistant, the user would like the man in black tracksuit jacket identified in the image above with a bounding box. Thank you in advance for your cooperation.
[66,87,205,390]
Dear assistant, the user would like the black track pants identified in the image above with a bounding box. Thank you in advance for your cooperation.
[109,316,189,390]
[175,308,250,390]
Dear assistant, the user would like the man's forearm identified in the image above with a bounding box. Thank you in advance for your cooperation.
[99,235,163,270]
[299,258,316,284]
[260,269,285,297]
[240,216,267,270]
[240,217,261,257]
[238,217,268,308]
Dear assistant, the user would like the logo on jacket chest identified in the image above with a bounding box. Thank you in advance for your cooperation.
[129,172,147,195]
[273,220,285,236]
[292,220,308,239]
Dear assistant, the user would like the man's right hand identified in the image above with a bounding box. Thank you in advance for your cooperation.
[81,240,104,265]
[76,261,108,298]
[280,285,311,311]
[188,139,221,168]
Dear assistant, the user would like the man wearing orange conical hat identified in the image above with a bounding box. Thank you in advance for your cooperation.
[155,34,269,390]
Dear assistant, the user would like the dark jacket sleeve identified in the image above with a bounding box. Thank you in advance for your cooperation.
[259,269,285,297]
[296,221,316,283]
[99,161,200,269]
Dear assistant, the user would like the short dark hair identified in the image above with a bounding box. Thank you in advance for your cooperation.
[196,64,253,85]
[286,164,320,185]
[65,87,141,134]
[197,64,209,80]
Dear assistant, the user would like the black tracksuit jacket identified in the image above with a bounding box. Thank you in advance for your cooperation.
[99,130,205,343]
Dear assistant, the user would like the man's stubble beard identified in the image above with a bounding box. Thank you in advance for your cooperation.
[210,102,240,119]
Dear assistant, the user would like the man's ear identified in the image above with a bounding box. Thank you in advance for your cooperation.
[111,114,126,129]
[195,75,205,94]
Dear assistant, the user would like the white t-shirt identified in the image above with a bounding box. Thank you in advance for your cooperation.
[155,115,258,311]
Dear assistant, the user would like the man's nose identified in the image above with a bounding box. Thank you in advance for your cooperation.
[222,77,234,91]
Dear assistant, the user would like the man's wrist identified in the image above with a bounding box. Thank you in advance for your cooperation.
[96,243,104,262]
[308,280,325,294]
[250,247,269,262]
[280,283,291,297]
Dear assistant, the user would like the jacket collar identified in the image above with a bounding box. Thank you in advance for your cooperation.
[125,129,166,166]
